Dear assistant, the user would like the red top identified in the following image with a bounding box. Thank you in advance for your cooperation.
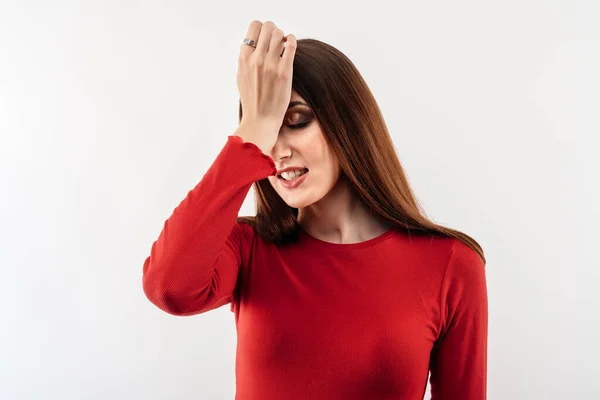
[142,135,488,400]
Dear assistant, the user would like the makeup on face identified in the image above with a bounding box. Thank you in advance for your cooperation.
[274,99,315,189]
[284,104,314,129]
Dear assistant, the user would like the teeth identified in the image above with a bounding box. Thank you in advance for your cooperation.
[281,169,307,181]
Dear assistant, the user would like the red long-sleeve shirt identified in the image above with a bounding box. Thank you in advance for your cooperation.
[142,134,488,400]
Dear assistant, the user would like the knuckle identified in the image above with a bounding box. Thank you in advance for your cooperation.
[277,69,290,80]
[253,57,265,68]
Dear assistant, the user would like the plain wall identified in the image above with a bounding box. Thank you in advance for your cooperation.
[1,1,599,399]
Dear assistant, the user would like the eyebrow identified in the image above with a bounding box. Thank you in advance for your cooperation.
[288,101,309,109]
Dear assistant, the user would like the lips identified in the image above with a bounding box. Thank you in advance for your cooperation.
[278,170,309,188]
[276,166,308,176]
[277,168,308,179]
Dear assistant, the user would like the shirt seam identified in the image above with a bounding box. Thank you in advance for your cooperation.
[437,238,458,340]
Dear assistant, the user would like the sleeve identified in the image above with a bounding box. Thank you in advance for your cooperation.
[141,135,277,316]
[429,239,488,400]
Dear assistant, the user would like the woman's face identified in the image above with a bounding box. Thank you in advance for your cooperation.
[267,91,341,209]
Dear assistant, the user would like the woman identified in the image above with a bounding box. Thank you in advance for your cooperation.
[142,20,488,400]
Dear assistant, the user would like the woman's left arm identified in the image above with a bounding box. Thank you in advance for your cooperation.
[429,240,489,400]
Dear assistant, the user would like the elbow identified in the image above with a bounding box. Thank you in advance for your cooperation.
[143,284,186,316]
[142,262,191,316]
[143,272,216,316]
[141,256,218,316]
[142,274,195,316]
[140,253,183,315]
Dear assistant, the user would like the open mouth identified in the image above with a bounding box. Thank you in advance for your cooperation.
[277,168,309,181]
[277,168,309,188]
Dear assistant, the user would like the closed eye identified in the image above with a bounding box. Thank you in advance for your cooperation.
[288,121,310,129]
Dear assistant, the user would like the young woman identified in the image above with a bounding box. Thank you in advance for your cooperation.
[143,20,488,400]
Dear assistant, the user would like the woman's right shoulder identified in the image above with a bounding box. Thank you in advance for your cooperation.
[232,217,259,243]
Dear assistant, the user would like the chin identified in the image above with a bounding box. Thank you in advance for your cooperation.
[282,199,307,209]
[278,194,309,209]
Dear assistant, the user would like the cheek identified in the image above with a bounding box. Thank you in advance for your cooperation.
[269,176,279,188]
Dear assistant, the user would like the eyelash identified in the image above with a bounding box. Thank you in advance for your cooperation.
[288,121,310,129]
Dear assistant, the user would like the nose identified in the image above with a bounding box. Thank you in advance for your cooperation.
[270,136,292,162]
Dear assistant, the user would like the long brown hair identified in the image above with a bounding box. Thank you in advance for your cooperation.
[237,38,486,265]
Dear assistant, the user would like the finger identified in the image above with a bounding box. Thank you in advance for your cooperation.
[281,34,297,68]
[240,20,262,57]
[267,29,285,62]
[255,21,276,56]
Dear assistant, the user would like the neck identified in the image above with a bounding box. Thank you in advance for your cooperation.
[297,176,391,244]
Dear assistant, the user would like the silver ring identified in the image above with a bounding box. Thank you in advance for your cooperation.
[243,38,257,48]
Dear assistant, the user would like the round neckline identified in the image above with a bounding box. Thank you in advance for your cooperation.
[298,224,398,251]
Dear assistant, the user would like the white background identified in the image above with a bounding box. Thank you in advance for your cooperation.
[1,1,599,399]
